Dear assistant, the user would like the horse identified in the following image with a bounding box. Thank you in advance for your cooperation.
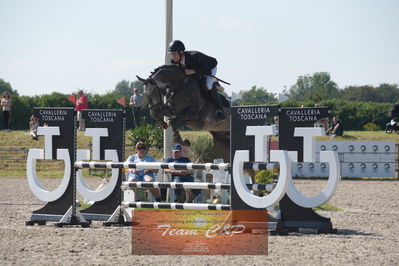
[136,65,231,162]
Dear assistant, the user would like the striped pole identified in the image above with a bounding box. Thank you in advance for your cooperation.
[121,181,275,192]
[121,201,231,210]
[75,161,278,171]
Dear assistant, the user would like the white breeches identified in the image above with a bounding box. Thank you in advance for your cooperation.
[206,66,217,90]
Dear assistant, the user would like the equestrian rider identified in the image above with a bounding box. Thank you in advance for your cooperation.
[168,40,225,120]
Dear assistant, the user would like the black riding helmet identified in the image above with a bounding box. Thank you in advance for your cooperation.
[168,40,185,52]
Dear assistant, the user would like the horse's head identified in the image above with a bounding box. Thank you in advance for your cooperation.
[137,64,204,125]
[136,75,158,96]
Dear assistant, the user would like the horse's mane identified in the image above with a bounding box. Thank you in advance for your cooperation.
[150,64,185,78]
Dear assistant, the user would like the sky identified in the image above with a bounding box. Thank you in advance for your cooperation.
[0,0,398,97]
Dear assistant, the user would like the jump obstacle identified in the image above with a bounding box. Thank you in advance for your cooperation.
[120,181,275,192]
[26,105,341,234]
[74,161,277,171]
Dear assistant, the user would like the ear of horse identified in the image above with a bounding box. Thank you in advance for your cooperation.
[136,75,147,83]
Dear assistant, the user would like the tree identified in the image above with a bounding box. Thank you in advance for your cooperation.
[238,86,276,105]
[130,80,144,94]
[341,85,378,102]
[113,80,131,97]
[113,80,144,98]
[0,79,18,96]
[377,83,399,103]
[287,72,340,102]
[341,83,399,103]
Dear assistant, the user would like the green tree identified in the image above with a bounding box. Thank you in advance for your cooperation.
[238,86,276,105]
[114,80,131,97]
[130,80,144,94]
[288,72,340,102]
[0,79,19,96]
[36,92,72,107]
[113,79,144,98]
[342,83,399,103]
[377,83,399,103]
[341,85,378,102]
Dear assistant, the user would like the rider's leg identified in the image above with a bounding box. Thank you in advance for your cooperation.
[206,67,225,120]
[210,86,226,120]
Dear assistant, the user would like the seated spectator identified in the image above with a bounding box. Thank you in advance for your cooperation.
[125,141,161,202]
[29,115,39,140]
[326,116,344,137]
[272,116,279,135]
[164,144,200,203]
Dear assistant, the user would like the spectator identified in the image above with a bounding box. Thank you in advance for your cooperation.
[1,91,12,131]
[326,116,344,138]
[129,88,144,128]
[76,90,88,131]
[272,116,279,135]
[29,115,39,140]
[125,142,161,202]
[164,144,200,203]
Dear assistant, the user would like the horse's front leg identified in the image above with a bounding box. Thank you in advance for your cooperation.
[158,120,168,130]
[150,109,169,129]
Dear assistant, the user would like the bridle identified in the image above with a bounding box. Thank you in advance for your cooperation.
[145,66,186,113]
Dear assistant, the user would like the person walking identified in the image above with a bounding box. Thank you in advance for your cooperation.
[1,91,12,131]
[75,90,88,131]
[129,88,144,128]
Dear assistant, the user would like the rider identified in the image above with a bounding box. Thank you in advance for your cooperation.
[168,40,225,120]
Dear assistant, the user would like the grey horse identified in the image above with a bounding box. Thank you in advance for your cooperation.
[137,65,230,162]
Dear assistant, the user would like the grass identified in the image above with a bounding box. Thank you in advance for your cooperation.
[1,129,399,178]
[78,202,92,210]
[317,130,399,142]
[313,203,343,212]
[0,130,107,178]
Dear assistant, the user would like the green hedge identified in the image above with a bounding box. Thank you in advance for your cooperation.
[281,99,391,130]
[4,92,156,130]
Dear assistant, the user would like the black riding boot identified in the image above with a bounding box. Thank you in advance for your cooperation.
[210,87,225,120]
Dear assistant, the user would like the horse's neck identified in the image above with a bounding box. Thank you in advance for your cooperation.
[152,67,185,88]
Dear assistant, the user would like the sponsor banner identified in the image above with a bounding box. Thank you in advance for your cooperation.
[279,107,329,162]
[132,210,268,255]
[230,105,279,210]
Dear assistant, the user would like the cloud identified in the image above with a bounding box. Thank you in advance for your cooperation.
[199,17,254,31]
[11,58,37,68]
[216,17,254,30]
[107,58,157,69]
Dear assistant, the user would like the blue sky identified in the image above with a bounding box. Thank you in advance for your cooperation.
[0,0,398,97]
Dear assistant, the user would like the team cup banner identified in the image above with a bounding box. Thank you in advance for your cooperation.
[132,210,268,255]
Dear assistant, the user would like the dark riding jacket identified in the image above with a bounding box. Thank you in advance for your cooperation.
[171,51,217,76]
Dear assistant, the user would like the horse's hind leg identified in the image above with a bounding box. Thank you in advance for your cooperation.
[171,119,183,144]
[211,131,230,162]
